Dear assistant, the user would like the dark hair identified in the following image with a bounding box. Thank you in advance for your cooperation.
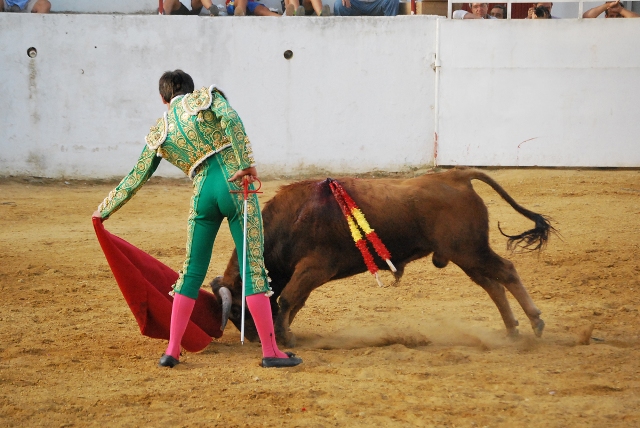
[492,5,506,13]
[159,70,194,103]
[533,5,550,17]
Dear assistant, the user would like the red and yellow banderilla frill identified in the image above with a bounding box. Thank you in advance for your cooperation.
[328,179,397,287]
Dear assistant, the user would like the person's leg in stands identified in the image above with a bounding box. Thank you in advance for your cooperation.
[234,0,248,14]
[333,0,363,15]
[303,0,327,15]
[31,0,51,13]
[284,2,296,15]
[189,0,204,14]
[283,0,302,15]
[379,0,399,16]
[348,0,394,15]
[163,0,186,14]
[249,1,281,15]
[198,0,220,15]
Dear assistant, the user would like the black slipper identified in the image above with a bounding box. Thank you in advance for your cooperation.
[261,352,303,368]
[158,354,180,368]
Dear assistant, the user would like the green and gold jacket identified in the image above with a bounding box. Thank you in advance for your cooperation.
[97,86,256,219]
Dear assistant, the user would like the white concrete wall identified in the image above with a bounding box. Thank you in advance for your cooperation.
[0,14,435,178]
[436,18,640,167]
[1,14,639,179]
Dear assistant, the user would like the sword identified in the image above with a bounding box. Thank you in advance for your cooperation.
[229,175,262,344]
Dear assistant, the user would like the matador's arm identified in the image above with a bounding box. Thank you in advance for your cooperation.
[97,145,162,220]
[210,90,256,172]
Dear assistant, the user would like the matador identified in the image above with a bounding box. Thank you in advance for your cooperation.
[93,70,301,369]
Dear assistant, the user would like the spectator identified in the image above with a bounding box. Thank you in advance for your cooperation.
[1,0,50,13]
[490,4,506,19]
[583,0,640,18]
[283,0,331,16]
[452,3,497,19]
[163,0,281,16]
[162,0,218,15]
[333,0,399,16]
[526,2,559,18]
[529,4,550,18]
[163,0,200,15]
[227,0,281,15]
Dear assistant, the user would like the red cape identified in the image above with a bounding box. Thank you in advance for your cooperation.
[92,218,222,352]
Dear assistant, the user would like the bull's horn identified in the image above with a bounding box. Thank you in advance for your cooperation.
[219,286,232,331]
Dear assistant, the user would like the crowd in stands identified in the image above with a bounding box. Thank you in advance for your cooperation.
[1,0,50,13]
[583,0,639,17]
[160,0,385,15]
[1,0,638,18]
[453,1,638,19]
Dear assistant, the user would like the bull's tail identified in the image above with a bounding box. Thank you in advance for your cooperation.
[467,170,557,252]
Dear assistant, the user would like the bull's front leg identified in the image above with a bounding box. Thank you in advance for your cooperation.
[273,255,337,348]
[274,297,296,347]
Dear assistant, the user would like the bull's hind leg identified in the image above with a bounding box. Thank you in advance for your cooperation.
[493,259,545,337]
[275,255,336,347]
[463,268,521,337]
[474,252,545,337]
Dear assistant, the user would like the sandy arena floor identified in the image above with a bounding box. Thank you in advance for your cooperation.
[1,168,639,427]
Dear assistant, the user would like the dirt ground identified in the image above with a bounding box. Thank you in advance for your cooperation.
[1,168,639,427]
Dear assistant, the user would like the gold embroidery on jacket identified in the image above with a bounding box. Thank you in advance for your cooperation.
[98,86,258,223]
[182,86,213,116]
[145,114,168,150]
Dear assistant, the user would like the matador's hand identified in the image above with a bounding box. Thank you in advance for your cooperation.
[92,210,104,222]
[228,166,258,183]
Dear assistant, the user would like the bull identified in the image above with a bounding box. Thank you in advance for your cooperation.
[211,167,554,347]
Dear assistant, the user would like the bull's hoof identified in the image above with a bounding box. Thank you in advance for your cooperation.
[284,334,297,348]
[244,330,260,343]
[506,328,520,340]
[276,333,296,348]
[532,319,545,338]
[275,325,296,348]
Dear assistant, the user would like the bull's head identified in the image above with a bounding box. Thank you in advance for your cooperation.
[209,275,260,342]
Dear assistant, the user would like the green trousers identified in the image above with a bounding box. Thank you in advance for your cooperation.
[172,153,270,299]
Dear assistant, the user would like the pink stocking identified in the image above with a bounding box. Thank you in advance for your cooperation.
[165,293,196,360]
[246,293,288,358]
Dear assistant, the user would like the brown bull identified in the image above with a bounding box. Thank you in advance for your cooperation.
[211,167,554,347]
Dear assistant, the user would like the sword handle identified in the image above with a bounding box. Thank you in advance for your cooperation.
[229,176,263,198]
